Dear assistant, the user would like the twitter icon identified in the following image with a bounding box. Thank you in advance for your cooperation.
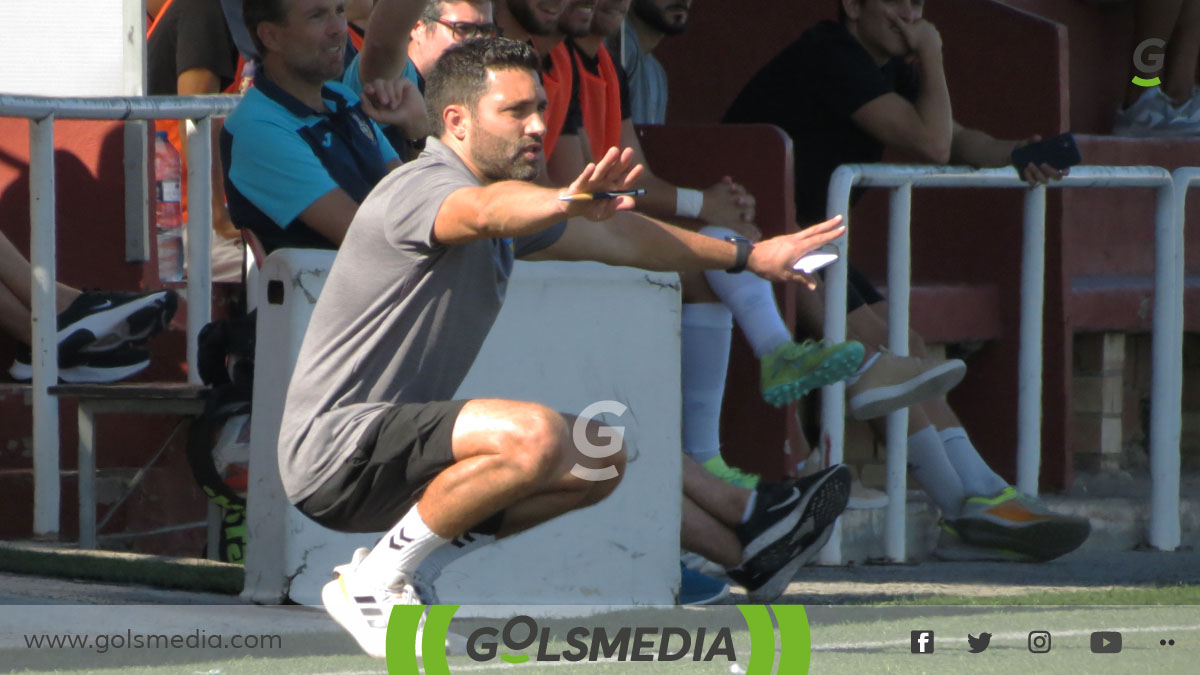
[968,633,992,653]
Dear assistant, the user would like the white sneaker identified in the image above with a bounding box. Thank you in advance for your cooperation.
[1114,86,1200,137]
[321,548,466,659]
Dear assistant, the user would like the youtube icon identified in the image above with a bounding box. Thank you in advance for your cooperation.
[1091,632,1122,654]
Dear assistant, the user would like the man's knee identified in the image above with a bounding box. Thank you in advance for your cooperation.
[501,404,569,482]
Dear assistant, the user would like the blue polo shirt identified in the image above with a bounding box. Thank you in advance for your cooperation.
[221,74,399,253]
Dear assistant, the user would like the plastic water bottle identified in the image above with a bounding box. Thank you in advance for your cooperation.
[154,130,184,282]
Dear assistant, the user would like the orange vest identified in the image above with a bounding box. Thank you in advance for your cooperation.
[541,43,574,159]
[572,45,622,161]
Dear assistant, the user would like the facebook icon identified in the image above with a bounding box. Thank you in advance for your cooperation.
[911,630,935,654]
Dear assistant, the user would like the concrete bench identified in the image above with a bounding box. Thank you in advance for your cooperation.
[243,249,683,607]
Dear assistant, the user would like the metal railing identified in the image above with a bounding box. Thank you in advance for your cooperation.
[0,93,239,537]
[818,164,1181,564]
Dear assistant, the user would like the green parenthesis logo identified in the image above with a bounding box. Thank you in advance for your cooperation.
[738,605,811,674]
[385,604,459,675]
[1132,76,1162,88]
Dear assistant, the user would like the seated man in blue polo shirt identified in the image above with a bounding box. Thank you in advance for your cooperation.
[222,0,427,253]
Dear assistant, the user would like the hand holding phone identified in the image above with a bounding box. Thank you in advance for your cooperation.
[793,245,840,274]
[1011,133,1081,181]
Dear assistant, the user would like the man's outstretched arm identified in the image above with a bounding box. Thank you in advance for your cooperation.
[433,147,643,246]
[527,210,845,286]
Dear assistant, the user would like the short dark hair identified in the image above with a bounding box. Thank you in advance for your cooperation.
[243,0,290,55]
[424,37,540,136]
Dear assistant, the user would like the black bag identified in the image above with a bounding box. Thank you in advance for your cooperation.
[186,309,257,563]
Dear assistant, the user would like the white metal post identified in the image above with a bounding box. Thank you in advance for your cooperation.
[185,117,213,384]
[817,167,855,565]
[885,185,913,562]
[29,116,60,538]
[1150,177,1185,550]
[1016,185,1047,496]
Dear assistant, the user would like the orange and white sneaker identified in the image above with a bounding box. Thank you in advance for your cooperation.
[321,548,466,658]
[935,487,1091,562]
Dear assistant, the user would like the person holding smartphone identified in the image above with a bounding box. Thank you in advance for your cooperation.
[724,0,1090,563]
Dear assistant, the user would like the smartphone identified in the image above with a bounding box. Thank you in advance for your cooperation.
[1011,132,1081,172]
[793,245,840,274]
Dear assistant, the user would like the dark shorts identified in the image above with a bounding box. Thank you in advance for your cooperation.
[845,262,885,312]
[295,400,468,533]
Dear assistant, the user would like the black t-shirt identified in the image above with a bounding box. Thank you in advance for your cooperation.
[147,0,239,95]
[563,39,633,128]
[724,20,920,223]
[541,51,584,136]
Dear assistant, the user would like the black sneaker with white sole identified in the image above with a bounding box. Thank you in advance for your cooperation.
[728,465,851,602]
[57,290,178,354]
[9,345,151,383]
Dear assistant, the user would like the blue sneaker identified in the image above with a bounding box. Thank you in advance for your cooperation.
[678,562,730,605]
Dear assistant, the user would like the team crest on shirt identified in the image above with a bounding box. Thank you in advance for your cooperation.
[352,110,375,142]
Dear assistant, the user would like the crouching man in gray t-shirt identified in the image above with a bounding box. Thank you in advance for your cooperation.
[280,37,848,659]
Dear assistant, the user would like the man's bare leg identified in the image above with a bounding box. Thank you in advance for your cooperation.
[681,494,741,568]
[418,400,625,537]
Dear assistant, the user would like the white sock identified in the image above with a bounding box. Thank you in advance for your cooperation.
[938,427,1008,498]
[358,505,448,590]
[740,492,758,523]
[907,425,966,517]
[700,225,791,358]
[681,303,733,463]
[416,531,497,583]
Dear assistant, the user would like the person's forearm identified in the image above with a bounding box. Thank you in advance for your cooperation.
[951,127,1018,168]
[359,0,424,82]
[915,52,953,163]
[467,181,576,239]
[597,211,737,271]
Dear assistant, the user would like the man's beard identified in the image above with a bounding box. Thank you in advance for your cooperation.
[631,0,688,36]
[471,125,541,183]
[508,0,559,36]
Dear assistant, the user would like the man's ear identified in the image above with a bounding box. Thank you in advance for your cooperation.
[444,104,470,141]
[258,22,281,53]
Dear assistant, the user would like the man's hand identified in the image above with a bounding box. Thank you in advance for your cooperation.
[1014,135,1069,186]
[746,215,846,286]
[700,175,757,227]
[560,146,645,221]
[892,17,943,60]
[361,77,429,139]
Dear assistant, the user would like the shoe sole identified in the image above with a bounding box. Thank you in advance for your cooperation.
[733,467,851,597]
[763,342,866,407]
[321,576,388,658]
[745,520,836,603]
[947,516,1092,562]
[847,360,967,420]
[8,354,150,384]
[681,583,732,606]
[67,291,177,353]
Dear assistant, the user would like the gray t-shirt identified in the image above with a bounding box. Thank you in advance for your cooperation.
[606,19,668,125]
[278,138,566,503]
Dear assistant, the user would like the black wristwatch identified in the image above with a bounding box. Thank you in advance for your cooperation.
[724,236,752,274]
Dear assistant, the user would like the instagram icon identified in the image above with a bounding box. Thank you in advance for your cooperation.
[1028,631,1052,653]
